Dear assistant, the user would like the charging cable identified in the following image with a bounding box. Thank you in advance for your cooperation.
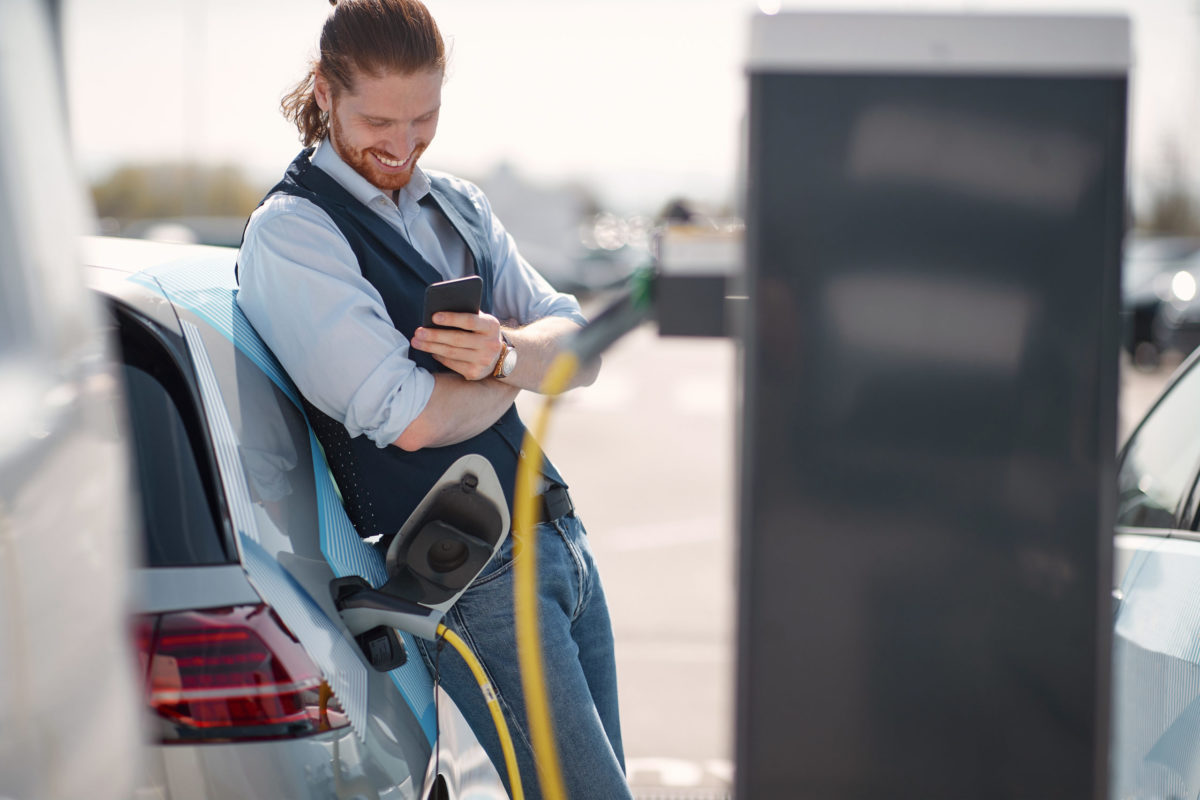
[436,623,524,800]
[512,272,656,800]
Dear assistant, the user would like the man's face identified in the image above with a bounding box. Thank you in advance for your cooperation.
[315,67,442,192]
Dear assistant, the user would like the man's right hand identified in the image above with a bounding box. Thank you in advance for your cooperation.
[410,311,505,381]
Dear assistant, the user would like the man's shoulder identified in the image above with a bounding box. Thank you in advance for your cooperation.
[240,190,347,258]
[246,191,331,233]
[423,169,488,206]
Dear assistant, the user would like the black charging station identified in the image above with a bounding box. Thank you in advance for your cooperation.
[736,13,1128,798]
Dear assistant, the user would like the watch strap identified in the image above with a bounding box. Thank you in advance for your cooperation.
[491,335,513,378]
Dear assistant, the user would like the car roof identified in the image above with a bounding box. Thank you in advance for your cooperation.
[82,234,238,279]
[82,235,241,326]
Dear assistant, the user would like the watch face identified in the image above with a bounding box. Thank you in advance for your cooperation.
[501,347,518,377]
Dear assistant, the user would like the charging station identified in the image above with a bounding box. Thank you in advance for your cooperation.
[737,13,1128,798]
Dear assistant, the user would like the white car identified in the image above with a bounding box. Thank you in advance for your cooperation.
[0,2,144,798]
[1112,346,1200,798]
[85,233,508,800]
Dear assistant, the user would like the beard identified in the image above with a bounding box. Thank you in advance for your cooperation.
[328,109,426,192]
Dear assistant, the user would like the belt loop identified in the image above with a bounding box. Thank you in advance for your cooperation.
[539,485,575,523]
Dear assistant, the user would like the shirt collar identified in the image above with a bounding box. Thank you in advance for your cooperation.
[311,137,432,210]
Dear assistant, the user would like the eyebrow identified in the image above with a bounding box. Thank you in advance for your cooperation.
[359,105,441,125]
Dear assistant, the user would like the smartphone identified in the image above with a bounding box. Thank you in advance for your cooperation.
[421,275,483,329]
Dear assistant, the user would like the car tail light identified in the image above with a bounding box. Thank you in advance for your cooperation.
[137,604,349,742]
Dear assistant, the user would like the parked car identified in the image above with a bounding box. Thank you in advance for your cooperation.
[0,2,145,798]
[1112,345,1200,798]
[1146,249,1200,363]
[1121,235,1200,367]
[83,235,507,800]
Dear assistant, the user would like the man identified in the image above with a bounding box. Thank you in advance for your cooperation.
[235,2,631,798]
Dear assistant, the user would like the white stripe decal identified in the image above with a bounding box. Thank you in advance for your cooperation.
[181,319,370,740]
[136,265,436,741]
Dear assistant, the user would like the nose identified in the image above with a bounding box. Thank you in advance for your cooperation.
[387,127,417,159]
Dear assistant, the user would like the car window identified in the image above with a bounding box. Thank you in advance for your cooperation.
[1117,358,1200,529]
[116,310,230,566]
[201,320,322,564]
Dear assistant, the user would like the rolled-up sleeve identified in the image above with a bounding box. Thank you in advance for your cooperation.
[236,195,434,448]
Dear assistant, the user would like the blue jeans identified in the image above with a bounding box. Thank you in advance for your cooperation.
[416,514,630,800]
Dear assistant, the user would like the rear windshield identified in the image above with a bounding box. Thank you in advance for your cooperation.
[114,308,231,566]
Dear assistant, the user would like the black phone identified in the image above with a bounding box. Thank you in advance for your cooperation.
[421,275,483,329]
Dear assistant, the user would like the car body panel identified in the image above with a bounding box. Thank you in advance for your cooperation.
[137,564,261,614]
[84,236,507,799]
[154,729,417,800]
[1112,531,1200,800]
[0,3,144,798]
[1112,347,1200,798]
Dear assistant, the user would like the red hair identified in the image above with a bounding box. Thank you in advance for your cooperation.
[281,0,446,146]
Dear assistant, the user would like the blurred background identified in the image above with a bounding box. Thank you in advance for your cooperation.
[62,0,1200,293]
[55,1,1200,796]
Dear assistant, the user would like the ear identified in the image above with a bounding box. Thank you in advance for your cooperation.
[313,70,333,113]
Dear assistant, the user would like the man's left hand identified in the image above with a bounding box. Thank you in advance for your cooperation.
[411,311,505,381]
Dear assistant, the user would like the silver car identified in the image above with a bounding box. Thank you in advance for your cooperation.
[84,235,507,800]
[0,2,144,798]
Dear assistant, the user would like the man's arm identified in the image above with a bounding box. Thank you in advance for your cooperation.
[392,370,519,451]
[410,311,600,392]
[237,198,439,449]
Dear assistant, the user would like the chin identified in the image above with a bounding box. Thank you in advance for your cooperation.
[371,171,413,191]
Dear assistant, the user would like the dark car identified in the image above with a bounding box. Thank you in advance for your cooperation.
[1121,235,1200,366]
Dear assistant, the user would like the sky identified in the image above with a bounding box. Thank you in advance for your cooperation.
[62,0,1200,214]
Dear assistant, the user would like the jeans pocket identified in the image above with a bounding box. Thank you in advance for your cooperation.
[466,534,520,588]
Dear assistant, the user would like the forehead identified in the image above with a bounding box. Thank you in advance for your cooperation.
[339,68,443,115]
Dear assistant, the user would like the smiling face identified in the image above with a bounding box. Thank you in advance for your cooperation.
[314,67,443,192]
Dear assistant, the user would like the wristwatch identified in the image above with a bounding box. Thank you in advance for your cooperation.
[491,335,518,379]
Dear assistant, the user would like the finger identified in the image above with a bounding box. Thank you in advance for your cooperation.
[415,332,489,360]
[432,311,501,336]
[417,327,479,349]
[413,328,502,364]
[433,354,491,381]
[419,339,500,378]
[432,311,481,332]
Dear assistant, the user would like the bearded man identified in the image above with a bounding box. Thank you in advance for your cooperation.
[235,2,631,798]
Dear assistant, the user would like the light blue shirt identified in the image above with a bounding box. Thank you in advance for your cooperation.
[236,139,587,448]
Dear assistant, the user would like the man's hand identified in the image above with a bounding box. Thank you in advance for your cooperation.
[396,314,600,451]
[411,311,504,380]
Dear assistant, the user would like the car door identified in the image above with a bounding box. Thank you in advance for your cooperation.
[1111,351,1200,799]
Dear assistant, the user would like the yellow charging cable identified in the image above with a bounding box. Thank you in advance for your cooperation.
[436,623,524,800]
[511,274,655,800]
[512,352,581,800]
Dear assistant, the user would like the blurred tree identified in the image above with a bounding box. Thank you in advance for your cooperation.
[1139,139,1200,235]
[91,162,265,222]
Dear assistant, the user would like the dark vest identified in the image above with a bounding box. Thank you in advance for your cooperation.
[248,148,564,538]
